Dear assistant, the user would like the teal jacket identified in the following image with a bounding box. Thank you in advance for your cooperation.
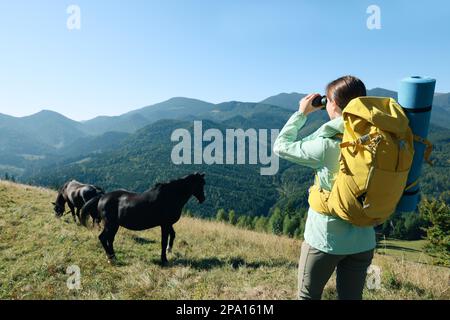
[274,111,375,255]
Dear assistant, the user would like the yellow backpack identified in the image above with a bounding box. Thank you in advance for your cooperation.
[308,97,431,226]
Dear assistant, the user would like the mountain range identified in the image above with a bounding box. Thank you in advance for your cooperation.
[1,88,447,157]
[1,88,449,217]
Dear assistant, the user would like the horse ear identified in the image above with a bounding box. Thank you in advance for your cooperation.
[51,202,56,205]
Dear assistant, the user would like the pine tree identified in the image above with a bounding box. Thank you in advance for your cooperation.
[254,216,268,232]
[236,216,247,228]
[284,214,301,238]
[216,208,227,222]
[252,216,259,230]
[184,209,193,217]
[403,213,426,240]
[228,210,237,225]
[245,216,254,230]
[269,207,283,235]
[419,198,450,266]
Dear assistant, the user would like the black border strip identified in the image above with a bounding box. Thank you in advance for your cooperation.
[0,300,446,317]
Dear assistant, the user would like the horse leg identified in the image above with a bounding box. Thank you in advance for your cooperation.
[91,211,97,228]
[167,225,176,253]
[88,208,101,229]
[99,227,109,258]
[99,220,118,263]
[75,207,81,224]
[160,225,170,266]
[106,223,119,263]
[68,203,76,223]
[93,217,102,229]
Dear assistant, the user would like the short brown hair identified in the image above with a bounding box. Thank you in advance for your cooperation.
[326,75,367,110]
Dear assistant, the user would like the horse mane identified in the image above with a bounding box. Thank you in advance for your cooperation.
[149,175,192,192]
[58,181,70,194]
[149,182,168,192]
[93,185,105,194]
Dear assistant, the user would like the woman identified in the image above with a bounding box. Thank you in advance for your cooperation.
[273,75,375,300]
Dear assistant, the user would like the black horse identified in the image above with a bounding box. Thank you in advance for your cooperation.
[52,180,104,225]
[80,172,205,265]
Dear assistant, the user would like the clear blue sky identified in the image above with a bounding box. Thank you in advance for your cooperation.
[1,0,449,121]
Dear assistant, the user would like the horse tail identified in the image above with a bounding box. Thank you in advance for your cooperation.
[81,195,102,227]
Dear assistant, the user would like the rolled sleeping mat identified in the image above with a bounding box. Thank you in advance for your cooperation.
[396,76,436,213]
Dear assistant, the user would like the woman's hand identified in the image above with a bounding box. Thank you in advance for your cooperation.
[299,93,322,116]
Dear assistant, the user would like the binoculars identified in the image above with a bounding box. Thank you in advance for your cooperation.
[312,95,327,109]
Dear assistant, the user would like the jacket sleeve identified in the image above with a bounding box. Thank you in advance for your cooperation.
[273,111,325,169]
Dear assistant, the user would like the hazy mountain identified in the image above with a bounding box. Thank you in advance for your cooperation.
[260,92,306,110]
[261,88,448,129]
[430,106,450,129]
[0,126,54,176]
[200,101,292,124]
[2,87,446,143]
[434,93,450,111]
[80,97,215,134]
[0,113,16,125]
[430,93,450,129]
[81,113,151,135]
[0,110,88,175]
[2,87,449,181]
[367,88,398,99]
[0,126,51,155]
[0,110,86,149]
[126,97,215,119]
[58,131,130,159]
[260,88,398,111]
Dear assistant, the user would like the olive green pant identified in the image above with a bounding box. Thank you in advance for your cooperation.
[298,241,374,300]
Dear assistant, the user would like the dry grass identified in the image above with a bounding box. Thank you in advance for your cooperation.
[0,180,448,300]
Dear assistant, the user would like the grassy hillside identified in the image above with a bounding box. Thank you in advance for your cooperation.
[0,181,448,300]
[377,239,432,264]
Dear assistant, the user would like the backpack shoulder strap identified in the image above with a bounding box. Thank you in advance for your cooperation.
[413,134,433,166]
[331,133,343,141]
